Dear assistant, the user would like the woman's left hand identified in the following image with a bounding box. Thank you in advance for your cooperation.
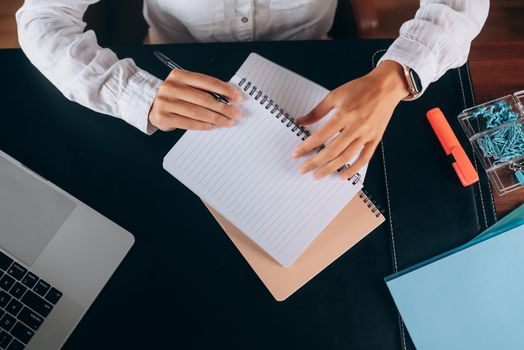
[292,60,410,180]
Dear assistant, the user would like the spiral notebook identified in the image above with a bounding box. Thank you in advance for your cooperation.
[163,53,367,267]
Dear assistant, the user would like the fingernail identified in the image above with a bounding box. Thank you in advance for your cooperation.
[313,172,322,180]
[233,110,243,119]
[299,166,308,174]
[291,152,299,158]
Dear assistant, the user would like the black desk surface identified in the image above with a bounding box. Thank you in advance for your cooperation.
[0,40,496,350]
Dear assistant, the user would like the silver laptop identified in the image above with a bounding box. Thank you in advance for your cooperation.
[0,150,134,350]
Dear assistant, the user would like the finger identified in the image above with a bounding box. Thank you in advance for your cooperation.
[169,70,242,103]
[313,137,366,179]
[155,112,216,131]
[292,113,344,158]
[164,81,242,120]
[296,94,334,125]
[339,141,379,180]
[297,128,360,175]
[167,99,235,127]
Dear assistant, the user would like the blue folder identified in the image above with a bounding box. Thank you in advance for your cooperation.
[385,205,524,350]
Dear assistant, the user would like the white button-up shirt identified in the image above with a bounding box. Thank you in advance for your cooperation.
[16,0,488,134]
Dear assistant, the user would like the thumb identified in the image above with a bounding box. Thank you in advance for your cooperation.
[297,94,334,125]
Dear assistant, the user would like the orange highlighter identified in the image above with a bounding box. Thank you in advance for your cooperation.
[426,107,479,187]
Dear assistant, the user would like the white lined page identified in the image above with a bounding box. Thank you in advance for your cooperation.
[164,53,364,266]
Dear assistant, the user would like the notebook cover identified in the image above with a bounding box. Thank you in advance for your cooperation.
[385,223,524,350]
[204,190,384,301]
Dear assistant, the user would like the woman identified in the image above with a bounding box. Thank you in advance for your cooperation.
[16,0,489,179]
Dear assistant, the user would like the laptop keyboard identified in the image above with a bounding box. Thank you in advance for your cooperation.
[0,251,62,349]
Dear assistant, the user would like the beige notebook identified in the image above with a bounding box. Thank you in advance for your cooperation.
[205,190,384,301]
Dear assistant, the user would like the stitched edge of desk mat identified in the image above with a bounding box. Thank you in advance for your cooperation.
[371,49,497,350]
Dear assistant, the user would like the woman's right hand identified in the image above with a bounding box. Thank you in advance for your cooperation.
[148,69,243,131]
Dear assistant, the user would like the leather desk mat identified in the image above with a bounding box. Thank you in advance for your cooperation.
[0,40,496,349]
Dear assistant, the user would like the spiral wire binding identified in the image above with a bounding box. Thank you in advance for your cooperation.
[359,190,383,218]
[238,77,361,185]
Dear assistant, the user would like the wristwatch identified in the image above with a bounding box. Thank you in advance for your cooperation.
[401,64,423,101]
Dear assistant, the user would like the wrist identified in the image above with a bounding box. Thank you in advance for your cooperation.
[370,60,410,101]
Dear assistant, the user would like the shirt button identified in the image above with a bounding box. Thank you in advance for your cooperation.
[241,17,249,23]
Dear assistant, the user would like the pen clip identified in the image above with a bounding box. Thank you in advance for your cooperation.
[450,146,479,187]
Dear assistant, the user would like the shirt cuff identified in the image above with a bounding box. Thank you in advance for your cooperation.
[378,36,439,97]
[119,68,162,135]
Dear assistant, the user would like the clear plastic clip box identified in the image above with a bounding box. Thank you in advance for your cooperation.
[458,91,524,195]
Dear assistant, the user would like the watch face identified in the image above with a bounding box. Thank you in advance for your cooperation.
[409,69,423,94]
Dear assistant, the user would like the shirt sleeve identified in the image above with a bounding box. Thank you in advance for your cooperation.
[379,0,489,95]
[16,0,163,134]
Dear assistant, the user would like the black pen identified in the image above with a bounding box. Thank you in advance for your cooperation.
[153,51,231,106]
